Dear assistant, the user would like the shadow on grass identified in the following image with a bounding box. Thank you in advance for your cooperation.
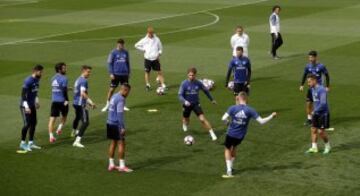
[236,161,317,174]
[133,154,189,170]
[332,116,360,125]
[332,141,360,152]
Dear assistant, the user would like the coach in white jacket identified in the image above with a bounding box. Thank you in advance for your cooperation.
[230,26,250,57]
[135,26,166,91]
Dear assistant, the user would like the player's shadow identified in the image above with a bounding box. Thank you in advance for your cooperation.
[331,141,360,152]
[332,116,360,125]
[236,161,317,174]
[133,154,189,170]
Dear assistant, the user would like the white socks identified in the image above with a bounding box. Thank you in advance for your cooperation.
[109,158,115,167]
[209,129,217,141]
[49,133,54,138]
[325,142,331,149]
[182,124,188,132]
[226,160,232,174]
[312,142,318,149]
[119,159,125,168]
[57,123,63,131]
[75,136,81,143]
[307,114,312,120]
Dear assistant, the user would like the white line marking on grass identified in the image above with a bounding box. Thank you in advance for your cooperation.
[0,0,38,8]
[0,0,268,46]
[23,12,220,44]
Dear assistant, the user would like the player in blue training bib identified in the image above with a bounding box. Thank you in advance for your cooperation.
[221,92,277,178]
[72,65,96,148]
[48,62,69,143]
[178,67,218,141]
[225,46,251,95]
[299,51,330,126]
[19,65,44,152]
[304,75,331,155]
[101,39,131,112]
[106,83,133,173]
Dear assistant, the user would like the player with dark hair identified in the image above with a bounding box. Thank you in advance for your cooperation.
[72,65,96,148]
[102,39,130,112]
[269,5,282,59]
[300,51,330,126]
[178,67,217,141]
[48,62,69,143]
[19,64,44,151]
[221,92,277,178]
[305,75,331,154]
[107,83,133,173]
[225,46,251,95]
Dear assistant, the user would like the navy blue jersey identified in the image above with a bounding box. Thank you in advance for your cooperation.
[51,73,68,102]
[178,79,213,104]
[311,85,329,115]
[107,49,130,76]
[302,63,329,86]
[226,56,251,84]
[20,76,40,107]
[73,76,88,106]
[226,104,259,139]
[107,93,125,129]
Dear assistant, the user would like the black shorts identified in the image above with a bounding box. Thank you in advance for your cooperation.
[306,88,313,102]
[183,103,204,118]
[312,113,330,129]
[224,135,244,149]
[233,83,249,95]
[50,102,69,117]
[107,124,124,141]
[144,59,161,72]
[110,75,129,88]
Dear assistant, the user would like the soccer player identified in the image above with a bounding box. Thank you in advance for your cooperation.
[72,65,96,148]
[225,46,251,95]
[101,39,130,112]
[178,67,217,141]
[221,92,277,178]
[19,64,44,151]
[305,75,331,154]
[269,5,282,59]
[135,26,166,91]
[107,84,133,173]
[230,26,250,57]
[299,51,330,126]
[48,62,69,143]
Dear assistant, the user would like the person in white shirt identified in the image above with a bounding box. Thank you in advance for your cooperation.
[269,5,283,59]
[135,26,166,91]
[230,26,250,57]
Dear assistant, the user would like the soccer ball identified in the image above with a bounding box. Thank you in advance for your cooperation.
[156,86,166,95]
[201,78,215,91]
[227,81,234,90]
[184,135,195,146]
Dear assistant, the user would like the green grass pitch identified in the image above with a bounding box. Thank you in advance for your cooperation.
[1,0,360,195]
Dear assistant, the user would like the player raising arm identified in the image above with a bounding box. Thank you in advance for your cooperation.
[221,92,277,178]
[178,67,217,141]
